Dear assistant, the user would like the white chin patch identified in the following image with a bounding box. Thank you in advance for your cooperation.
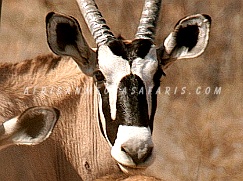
[111,125,154,168]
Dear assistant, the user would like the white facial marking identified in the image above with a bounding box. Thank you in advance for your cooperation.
[98,45,130,120]
[111,125,153,167]
[131,46,158,117]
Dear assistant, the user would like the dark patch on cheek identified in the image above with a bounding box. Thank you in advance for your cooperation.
[116,74,149,127]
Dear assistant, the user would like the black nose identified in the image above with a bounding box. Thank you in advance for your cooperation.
[121,140,153,165]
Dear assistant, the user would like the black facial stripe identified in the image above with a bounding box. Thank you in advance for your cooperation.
[149,68,164,133]
[106,39,153,64]
[97,109,106,139]
[98,85,119,145]
[116,74,149,127]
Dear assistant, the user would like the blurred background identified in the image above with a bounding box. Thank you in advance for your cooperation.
[0,0,242,180]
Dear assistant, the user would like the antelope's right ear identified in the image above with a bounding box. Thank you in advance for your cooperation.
[0,107,60,149]
[46,12,96,76]
[157,14,211,69]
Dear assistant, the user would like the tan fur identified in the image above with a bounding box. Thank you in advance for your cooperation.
[0,54,120,181]
[0,54,83,117]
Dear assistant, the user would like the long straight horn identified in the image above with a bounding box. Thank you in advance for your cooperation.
[135,0,162,42]
[76,0,115,46]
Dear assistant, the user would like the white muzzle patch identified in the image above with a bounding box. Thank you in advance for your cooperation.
[111,125,154,168]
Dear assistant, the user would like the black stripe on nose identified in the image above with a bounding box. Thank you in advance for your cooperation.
[116,74,149,127]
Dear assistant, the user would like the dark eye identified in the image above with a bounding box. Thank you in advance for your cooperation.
[93,70,105,83]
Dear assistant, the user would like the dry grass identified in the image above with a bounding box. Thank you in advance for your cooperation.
[0,0,242,180]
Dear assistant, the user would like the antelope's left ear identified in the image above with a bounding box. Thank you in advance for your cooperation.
[46,12,97,76]
[157,14,211,68]
[0,107,60,148]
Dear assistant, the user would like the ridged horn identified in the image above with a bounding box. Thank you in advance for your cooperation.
[135,0,162,42]
[76,0,115,46]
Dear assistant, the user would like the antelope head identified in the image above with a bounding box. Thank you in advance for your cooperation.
[46,0,211,171]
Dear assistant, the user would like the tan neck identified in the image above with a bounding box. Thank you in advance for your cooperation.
[53,77,119,180]
[0,54,120,180]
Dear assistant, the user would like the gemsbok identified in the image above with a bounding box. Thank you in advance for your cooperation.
[0,0,211,180]
[0,106,59,150]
